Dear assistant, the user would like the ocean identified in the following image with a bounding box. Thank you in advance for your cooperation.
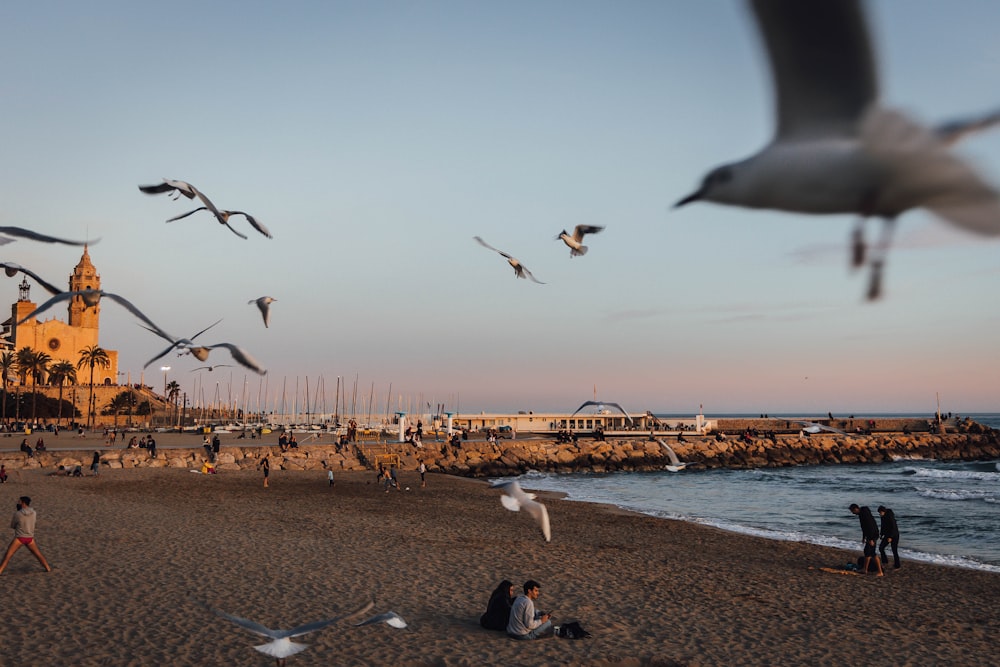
[503,413,1000,573]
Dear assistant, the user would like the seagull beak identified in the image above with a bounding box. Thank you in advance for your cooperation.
[674,189,703,208]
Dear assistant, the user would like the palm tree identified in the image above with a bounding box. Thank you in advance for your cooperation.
[105,391,135,428]
[48,361,78,427]
[0,352,17,426]
[77,345,110,429]
[20,349,52,426]
[166,380,181,426]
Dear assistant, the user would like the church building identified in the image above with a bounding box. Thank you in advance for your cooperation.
[4,247,119,385]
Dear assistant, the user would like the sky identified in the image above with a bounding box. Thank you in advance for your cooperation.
[1,0,998,417]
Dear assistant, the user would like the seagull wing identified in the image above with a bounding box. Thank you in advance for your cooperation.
[206,342,267,375]
[604,402,633,423]
[100,292,168,339]
[0,226,96,246]
[521,498,551,542]
[213,610,281,639]
[751,0,877,140]
[935,109,1000,146]
[190,187,248,240]
[227,211,273,239]
[570,401,600,417]
[0,263,62,295]
[656,439,682,467]
[788,419,849,436]
[572,224,605,241]
[16,291,73,325]
[190,319,224,341]
[520,265,544,284]
[165,207,209,223]
[473,235,503,254]
[355,612,408,629]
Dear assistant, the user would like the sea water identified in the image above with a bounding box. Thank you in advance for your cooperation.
[504,413,1000,572]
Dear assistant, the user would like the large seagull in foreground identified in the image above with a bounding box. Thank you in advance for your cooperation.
[675,0,1000,300]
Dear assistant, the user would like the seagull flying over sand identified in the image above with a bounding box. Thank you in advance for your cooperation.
[0,262,62,296]
[17,289,165,335]
[656,439,693,472]
[354,612,408,629]
[250,296,277,328]
[556,225,605,257]
[0,227,96,247]
[214,599,374,665]
[141,320,223,369]
[675,0,1000,300]
[490,479,551,542]
[473,236,545,284]
[139,178,271,240]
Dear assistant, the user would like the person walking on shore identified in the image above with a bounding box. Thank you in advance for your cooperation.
[259,455,270,488]
[91,451,101,476]
[0,497,52,575]
[849,504,883,576]
[878,505,901,570]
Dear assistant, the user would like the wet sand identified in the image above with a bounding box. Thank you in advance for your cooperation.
[0,466,997,666]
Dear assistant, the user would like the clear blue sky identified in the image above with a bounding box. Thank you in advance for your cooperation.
[1,1,998,416]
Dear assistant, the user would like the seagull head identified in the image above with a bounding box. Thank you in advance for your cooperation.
[675,164,742,208]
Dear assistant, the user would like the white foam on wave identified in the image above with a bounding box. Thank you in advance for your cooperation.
[904,467,1000,481]
[916,487,998,502]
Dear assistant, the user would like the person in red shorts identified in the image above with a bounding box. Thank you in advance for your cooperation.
[0,496,51,575]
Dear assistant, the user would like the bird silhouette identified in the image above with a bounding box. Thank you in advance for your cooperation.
[250,296,277,327]
[473,236,545,283]
[140,178,271,239]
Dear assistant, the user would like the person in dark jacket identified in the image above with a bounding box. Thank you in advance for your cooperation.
[878,505,901,569]
[479,579,515,631]
[849,504,883,576]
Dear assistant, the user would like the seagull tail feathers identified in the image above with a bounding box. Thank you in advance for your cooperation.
[255,640,308,659]
[571,245,588,257]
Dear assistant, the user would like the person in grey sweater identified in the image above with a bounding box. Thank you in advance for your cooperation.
[507,580,553,639]
[0,496,51,575]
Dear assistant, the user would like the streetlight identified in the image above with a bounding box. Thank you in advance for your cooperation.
[161,366,171,427]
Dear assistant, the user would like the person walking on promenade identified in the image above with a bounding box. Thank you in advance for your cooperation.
[849,504,883,576]
[878,505,901,569]
[0,497,52,575]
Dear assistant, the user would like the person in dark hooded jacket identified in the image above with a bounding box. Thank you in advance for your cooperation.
[878,505,901,569]
[479,579,515,631]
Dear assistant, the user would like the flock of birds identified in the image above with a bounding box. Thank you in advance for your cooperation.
[474,223,606,285]
[4,178,277,376]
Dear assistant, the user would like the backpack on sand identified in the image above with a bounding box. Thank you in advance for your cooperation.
[556,620,591,639]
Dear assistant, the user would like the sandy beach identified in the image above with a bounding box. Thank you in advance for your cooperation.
[1,463,998,666]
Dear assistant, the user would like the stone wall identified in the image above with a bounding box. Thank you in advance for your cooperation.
[3,427,998,478]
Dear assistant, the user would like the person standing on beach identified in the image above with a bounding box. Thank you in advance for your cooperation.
[878,505,901,569]
[91,452,101,476]
[849,504,883,576]
[507,580,553,639]
[0,497,52,575]
[327,469,334,487]
[259,455,270,488]
[418,460,427,488]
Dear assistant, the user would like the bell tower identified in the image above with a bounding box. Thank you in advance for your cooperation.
[68,245,100,329]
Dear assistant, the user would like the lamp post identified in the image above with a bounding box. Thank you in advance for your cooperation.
[161,366,170,427]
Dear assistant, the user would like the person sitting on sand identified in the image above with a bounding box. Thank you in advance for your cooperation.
[507,580,553,640]
[480,579,515,631]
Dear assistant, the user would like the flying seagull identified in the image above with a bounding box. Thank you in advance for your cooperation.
[0,262,62,296]
[191,365,233,372]
[489,479,551,542]
[473,236,545,284]
[675,0,1000,300]
[141,319,223,369]
[250,296,277,328]
[570,400,634,424]
[354,612,408,629]
[17,289,165,335]
[168,207,273,240]
[556,224,605,257]
[0,226,97,247]
[214,599,374,665]
[656,439,693,472]
[785,419,850,437]
[139,178,271,240]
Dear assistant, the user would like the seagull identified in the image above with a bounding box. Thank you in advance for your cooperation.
[139,178,271,240]
[214,599,373,666]
[570,400,634,424]
[354,612,408,629]
[785,419,850,437]
[489,479,551,542]
[187,342,267,375]
[556,225,605,257]
[675,0,1000,300]
[0,262,62,296]
[656,439,692,472]
[0,227,97,247]
[191,365,232,372]
[168,207,273,240]
[250,296,277,328]
[141,319,223,369]
[473,236,545,284]
[17,289,165,334]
